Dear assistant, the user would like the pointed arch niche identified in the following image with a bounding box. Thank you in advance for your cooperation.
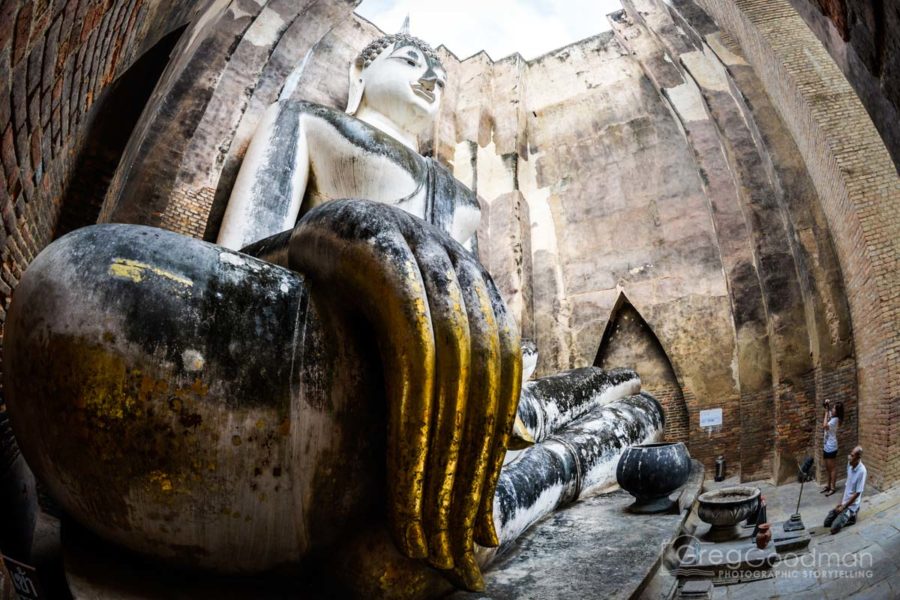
[594,293,689,444]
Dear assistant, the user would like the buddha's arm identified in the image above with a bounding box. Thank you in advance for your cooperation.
[245,200,521,591]
[217,101,310,250]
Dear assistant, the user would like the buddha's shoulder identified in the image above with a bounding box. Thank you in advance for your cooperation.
[277,100,422,168]
[277,99,341,118]
[276,100,368,134]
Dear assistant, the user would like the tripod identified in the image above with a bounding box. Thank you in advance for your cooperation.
[784,457,815,532]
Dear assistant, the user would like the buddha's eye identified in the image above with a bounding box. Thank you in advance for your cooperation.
[405,58,417,66]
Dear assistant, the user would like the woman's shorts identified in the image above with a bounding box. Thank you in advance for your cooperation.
[823,449,838,459]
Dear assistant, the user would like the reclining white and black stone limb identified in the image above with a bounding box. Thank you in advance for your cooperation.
[484,392,664,565]
[3,28,665,599]
[513,366,643,444]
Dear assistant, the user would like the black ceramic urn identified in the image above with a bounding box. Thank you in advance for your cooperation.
[616,441,691,513]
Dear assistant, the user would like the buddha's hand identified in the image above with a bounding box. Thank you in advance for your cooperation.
[289,199,522,591]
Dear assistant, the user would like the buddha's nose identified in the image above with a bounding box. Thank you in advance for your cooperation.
[419,63,439,92]
[419,75,436,92]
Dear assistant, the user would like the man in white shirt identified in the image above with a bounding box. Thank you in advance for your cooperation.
[824,446,866,534]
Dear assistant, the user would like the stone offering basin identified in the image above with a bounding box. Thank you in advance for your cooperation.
[696,486,761,542]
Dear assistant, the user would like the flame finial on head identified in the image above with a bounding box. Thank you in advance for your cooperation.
[353,13,442,72]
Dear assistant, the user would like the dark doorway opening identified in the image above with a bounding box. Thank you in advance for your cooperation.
[53,26,186,239]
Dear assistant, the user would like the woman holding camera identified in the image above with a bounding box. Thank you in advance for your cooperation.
[821,400,844,495]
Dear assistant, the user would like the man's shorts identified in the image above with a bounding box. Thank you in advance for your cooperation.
[823,449,838,459]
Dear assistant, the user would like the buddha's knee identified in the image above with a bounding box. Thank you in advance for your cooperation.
[4,224,308,571]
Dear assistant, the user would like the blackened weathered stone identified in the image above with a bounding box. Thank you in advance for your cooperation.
[3,223,324,571]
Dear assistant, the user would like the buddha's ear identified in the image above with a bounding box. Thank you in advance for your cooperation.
[346,60,365,115]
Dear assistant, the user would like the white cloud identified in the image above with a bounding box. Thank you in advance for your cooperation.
[355,0,624,61]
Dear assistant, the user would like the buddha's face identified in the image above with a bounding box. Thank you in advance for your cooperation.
[360,43,447,133]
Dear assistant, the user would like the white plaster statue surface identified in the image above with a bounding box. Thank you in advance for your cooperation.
[217,36,480,252]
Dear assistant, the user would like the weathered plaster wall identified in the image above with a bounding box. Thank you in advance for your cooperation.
[438,0,859,483]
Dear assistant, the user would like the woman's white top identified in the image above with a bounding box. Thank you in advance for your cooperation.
[824,416,839,452]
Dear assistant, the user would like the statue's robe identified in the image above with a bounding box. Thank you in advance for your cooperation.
[220,101,481,255]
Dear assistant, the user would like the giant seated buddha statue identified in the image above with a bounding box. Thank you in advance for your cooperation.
[3,29,664,598]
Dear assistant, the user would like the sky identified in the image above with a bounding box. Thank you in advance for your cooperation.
[355,0,625,61]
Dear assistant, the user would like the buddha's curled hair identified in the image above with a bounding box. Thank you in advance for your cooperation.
[356,33,443,70]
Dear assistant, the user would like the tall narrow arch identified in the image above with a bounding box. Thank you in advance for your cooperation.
[594,292,689,443]
[53,26,186,239]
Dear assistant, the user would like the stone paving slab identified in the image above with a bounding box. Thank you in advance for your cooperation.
[850,578,895,600]
[677,477,900,600]
[453,489,686,600]
[679,536,777,573]
[452,460,705,600]
[727,577,776,600]
[771,564,818,595]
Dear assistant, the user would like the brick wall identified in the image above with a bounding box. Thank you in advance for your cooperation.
[0,0,197,469]
[788,0,900,168]
[684,389,742,479]
[813,358,859,481]
[53,24,181,238]
[697,0,900,489]
[740,387,775,481]
[651,384,690,444]
[159,185,215,239]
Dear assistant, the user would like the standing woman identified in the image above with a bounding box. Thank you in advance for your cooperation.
[821,401,844,495]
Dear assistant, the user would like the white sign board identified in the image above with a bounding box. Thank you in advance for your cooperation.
[699,408,723,428]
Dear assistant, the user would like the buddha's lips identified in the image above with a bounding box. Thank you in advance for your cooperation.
[411,84,435,103]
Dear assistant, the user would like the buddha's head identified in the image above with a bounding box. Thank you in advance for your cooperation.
[347,33,447,137]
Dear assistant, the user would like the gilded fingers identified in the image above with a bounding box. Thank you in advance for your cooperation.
[445,257,502,591]
[409,239,470,570]
[474,278,522,547]
[290,209,434,559]
[377,252,434,559]
[289,200,522,591]
[408,229,511,584]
